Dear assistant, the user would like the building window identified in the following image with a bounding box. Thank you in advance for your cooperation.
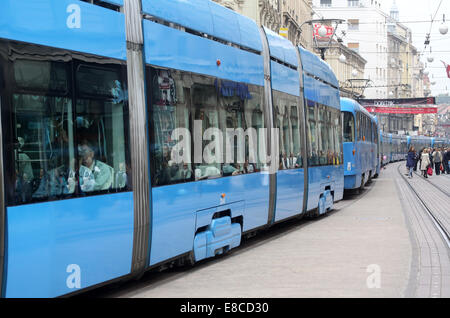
[348,0,359,7]
[320,0,332,7]
[348,19,359,31]
[348,42,359,53]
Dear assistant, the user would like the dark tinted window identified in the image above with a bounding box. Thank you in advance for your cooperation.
[273,91,303,170]
[1,42,132,206]
[343,112,355,142]
[306,99,342,166]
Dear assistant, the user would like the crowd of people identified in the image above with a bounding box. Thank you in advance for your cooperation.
[406,146,450,179]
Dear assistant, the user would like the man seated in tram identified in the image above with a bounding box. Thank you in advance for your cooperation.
[78,142,113,192]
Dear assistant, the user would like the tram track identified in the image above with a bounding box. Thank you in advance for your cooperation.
[413,171,450,197]
[397,164,450,250]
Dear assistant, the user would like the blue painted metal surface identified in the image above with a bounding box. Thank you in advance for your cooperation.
[304,75,340,109]
[143,20,264,86]
[4,192,134,298]
[264,27,298,67]
[0,0,126,61]
[142,0,262,53]
[193,216,241,262]
[270,61,300,96]
[307,165,344,211]
[274,169,304,222]
[299,46,339,88]
[150,173,270,266]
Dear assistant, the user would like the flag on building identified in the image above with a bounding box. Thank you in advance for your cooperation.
[442,60,450,78]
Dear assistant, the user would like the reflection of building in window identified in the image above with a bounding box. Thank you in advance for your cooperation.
[149,67,266,187]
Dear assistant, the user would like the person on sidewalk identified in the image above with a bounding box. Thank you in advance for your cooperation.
[406,147,416,178]
[432,148,442,176]
[420,148,431,178]
[444,147,450,175]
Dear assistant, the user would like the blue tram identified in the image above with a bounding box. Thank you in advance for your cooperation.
[341,98,378,191]
[0,0,344,297]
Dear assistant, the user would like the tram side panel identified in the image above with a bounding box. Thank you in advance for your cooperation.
[142,15,271,266]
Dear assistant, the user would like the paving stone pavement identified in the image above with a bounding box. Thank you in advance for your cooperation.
[395,163,450,298]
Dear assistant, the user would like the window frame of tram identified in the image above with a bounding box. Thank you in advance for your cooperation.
[0,40,133,207]
[306,99,342,167]
[146,66,267,188]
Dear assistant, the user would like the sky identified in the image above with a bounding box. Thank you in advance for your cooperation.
[380,0,450,96]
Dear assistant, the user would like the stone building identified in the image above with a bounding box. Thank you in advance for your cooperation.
[316,39,367,98]
[280,0,314,49]
[212,0,282,33]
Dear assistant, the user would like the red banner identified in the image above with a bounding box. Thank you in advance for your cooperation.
[365,106,438,114]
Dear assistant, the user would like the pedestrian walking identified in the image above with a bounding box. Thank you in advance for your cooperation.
[417,148,423,172]
[406,147,416,178]
[432,148,443,175]
[420,148,431,178]
[444,147,450,175]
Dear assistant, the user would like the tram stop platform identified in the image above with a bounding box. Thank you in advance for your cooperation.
[97,163,450,298]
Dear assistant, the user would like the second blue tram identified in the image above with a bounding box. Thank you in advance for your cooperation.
[341,98,377,191]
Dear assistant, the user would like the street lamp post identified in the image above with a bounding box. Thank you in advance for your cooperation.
[299,18,345,61]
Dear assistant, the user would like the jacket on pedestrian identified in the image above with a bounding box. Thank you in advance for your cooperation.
[445,150,450,162]
[420,153,431,171]
[432,150,442,163]
[406,151,416,168]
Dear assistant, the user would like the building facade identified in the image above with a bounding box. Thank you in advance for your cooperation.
[280,0,314,50]
[211,0,281,35]
[317,39,367,98]
[313,0,389,99]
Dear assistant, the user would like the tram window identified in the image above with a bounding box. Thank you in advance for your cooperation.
[343,112,354,142]
[8,55,131,206]
[246,90,265,172]
[75,64,129,193]
[307,100,341,166]
[356,113,361,141]
[151,69,193,186]
[274,91,301,170]
[148,67,265,186]
[306,99,318,166]
[290,105,302,168]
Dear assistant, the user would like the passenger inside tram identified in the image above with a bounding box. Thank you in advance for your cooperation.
[78,142,114,193]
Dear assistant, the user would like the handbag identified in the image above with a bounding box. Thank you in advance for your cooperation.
[441,164,444,172]
[427,166,433,176]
